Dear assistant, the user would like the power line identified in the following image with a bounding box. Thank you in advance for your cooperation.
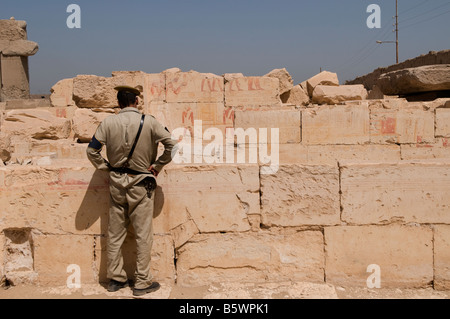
[401,8,450,29]
[399,0,431,15]
[399,1,450,23]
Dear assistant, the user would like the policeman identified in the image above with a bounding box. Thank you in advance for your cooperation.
[86,85,177,296]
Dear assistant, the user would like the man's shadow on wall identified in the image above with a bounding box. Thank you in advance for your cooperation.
[74,170,165,284]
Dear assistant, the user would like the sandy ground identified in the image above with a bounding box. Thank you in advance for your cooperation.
[1,281,449,299]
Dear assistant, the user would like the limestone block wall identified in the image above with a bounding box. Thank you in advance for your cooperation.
[1,68,450,290]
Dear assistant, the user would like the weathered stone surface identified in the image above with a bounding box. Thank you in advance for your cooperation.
[33,234,96,286]
[260,164,340,226]
[341,161,450,224]
[234,108,301,144]
[434,225,450,290]
[325,225,434,288]
[401,138,450,160]
[264,68,294,95]
[154,165,260,233]
[277,144,401,165]
[50,78,75,107]
[280,84,310,106]
[149,102,234,138]
[0,20,27,41]
[225,76,280,107]
[436,108,450,138]
[370,102,435,144]
[0,132,11,163]
[72,109,111,143]
[2,40,39,56]
[72,75,118,109]
[3,229,37,285]
[377,65,450,95]
[0,232,4,281]
[0,166,110,235]
[166,71,223,103]
[2,109,71,140]
[312,85,368,105]
[306,71,339,97]
[0,56,30,100]
[302,104,370,145]
[176,231,324,286]
[170,219,199,249]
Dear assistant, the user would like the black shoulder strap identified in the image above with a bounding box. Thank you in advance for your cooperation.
[124,114,145,168]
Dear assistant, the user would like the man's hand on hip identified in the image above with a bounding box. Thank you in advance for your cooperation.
[148,166,159,177]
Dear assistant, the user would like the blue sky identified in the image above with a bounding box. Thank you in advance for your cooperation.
[2,0,450,94]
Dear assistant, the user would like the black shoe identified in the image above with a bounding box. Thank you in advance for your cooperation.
[107,279,129,292]
[133,282,161,296]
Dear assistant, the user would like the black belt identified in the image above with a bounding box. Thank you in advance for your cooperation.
[110,167,151,176]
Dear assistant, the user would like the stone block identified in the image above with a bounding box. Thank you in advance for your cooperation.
[50,78,75,108]
[280,84,310,106]
[0,166,110,235]
[434,225,450,290]
[302,104,370,145]
[225,76,280,107]
[149,102,234,138]
[277,144,400,165]
[166,71,223,103]
[176,231,324,286]
[306,71,339,97]
[260,164,340,226]
[2,109,71,140]
[154,165,260,233]
[234,107,301,144]
[436,108,450,138]
[370,102,435,144]
[72,108,111,143]
[325,225,433,288]
[0,56,30,100]
[264,68,293,95]
[341,161,450,224]
[33,234,96,286]
[401,138,450,160]
[312,85,368,105]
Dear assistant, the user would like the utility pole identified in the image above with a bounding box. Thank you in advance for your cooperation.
[376,0,400,64]
[395,0,399,64]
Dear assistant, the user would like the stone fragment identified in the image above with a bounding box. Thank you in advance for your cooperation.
[377,64,450,95]
[312,85,368,105]
[325,225,433,288]
[302,104,370,145]
[2,109,71,140]
[50,78,75,107]
[260,164,340,226]
[264,68,294,95]
[0,20,27,41]
[280,84,310,106]
[306,71,339,97]
[341,161,450,224]
[2,40,39,56]
[176,231,324,286]
[72,108,111,143]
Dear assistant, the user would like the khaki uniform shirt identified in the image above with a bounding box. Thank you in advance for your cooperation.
[87,107,177,185]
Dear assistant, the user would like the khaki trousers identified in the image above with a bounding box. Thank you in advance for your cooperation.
[107,173,155,289]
